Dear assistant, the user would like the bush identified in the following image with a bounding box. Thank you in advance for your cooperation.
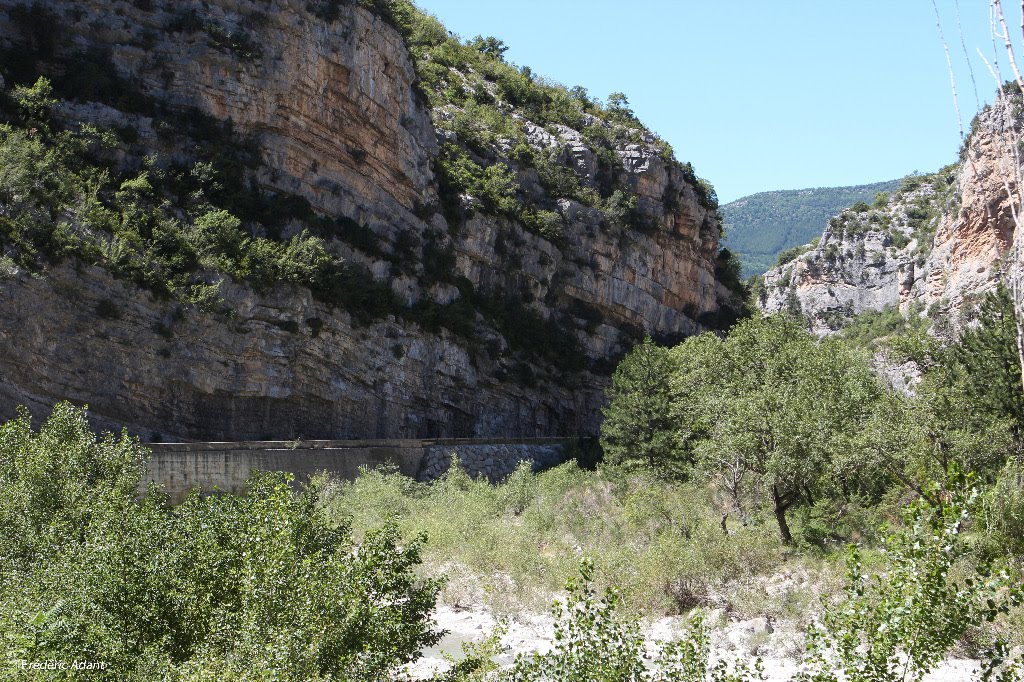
[503,560,765,682]
[322,461,782,617]
[775,244,809,267]
[0,403,443,680]
[451,476,1021,682]
[799,477,1023,682]
[982,457,1024,557]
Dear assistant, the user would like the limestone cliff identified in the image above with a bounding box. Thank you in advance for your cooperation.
[0,0,736,439]
[758,98,1019,336]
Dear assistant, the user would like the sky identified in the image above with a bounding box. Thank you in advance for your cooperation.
[414,1,1018,204]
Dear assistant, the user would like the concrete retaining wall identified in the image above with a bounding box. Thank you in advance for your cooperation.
[145,438,576,502]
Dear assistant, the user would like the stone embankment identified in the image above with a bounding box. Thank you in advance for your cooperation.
[417,442,565,481]
[145,437,578,502]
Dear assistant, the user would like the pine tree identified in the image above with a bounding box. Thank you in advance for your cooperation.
[951,285,1024,440]
[599,337,684,476]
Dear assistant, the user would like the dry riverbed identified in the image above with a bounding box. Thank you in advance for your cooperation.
[403,602,985,681]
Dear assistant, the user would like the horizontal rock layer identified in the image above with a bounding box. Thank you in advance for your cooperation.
[0,0,728,438]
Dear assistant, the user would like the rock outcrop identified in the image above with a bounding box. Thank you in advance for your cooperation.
[0,0,735,439]
[759,99,1020,335]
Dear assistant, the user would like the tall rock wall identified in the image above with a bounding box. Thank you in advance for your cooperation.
[758,100,1020,335]
[0,0,732,439]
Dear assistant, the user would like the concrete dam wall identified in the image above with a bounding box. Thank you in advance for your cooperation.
[144,438,577,502]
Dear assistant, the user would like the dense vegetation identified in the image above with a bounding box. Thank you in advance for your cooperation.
[0,77,370,315]
[602,290,1024,547]
[325,461,785,618]
[721,179,899,276]
[498,482,1021,682]
[318,291,1024,678]
[0,403,442,680]
[4,398,1020,680]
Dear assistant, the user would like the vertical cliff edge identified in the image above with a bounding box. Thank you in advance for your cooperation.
[0,0,739,440]
[757,94,1021,337]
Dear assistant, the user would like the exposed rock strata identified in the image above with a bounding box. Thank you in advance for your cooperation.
[759,102,1019,335]
[0,263,600,440]
[0,0,731,438]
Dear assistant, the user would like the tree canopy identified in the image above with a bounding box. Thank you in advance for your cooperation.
[670,315,881,542]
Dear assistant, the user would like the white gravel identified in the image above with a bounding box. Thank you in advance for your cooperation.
[403,602,990,681]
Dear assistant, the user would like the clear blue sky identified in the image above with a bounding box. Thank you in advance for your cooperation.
[415,1,1016,203]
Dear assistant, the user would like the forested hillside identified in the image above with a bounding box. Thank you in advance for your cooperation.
[722,179,900,275]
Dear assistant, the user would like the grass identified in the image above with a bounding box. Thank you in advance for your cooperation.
[318,460,845,621]
[318,460,1024,664]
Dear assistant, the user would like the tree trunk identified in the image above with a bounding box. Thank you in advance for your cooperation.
[772,485,794,544]
[1007,278,1024,393]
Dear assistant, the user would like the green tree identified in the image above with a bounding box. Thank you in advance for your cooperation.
[799,474,1023,682]
[600,337,685,477]
[11,76,57,130]
[0,403,443,680]
[606,92,635,122]
[856,290,1021,498]
[672,315,881,543]
[468,35,508,60]
[857,379,1013,500]
[950,285,1024,439]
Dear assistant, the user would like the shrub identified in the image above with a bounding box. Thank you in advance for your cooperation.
[982,457,1024,557]
[799,477,1023,682]
[0,403,443,680]
[503,560,765,682]
[95,297,122,319]
[715,248,746,299]
[775,244,809,267]
[323,462,782,618]
[12,76,57,128]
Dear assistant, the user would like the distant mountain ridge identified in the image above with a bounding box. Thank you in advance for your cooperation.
[722,179,901,276]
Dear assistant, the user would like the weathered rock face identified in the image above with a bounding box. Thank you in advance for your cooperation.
[758,183,947,334]
[0,0,731,438]
[0,263,601,440]
[0,0,438,232]
[759,101,1019,335]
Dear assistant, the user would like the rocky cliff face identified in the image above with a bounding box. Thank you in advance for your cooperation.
[0,0,734,439]
[758,100,1019,335]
